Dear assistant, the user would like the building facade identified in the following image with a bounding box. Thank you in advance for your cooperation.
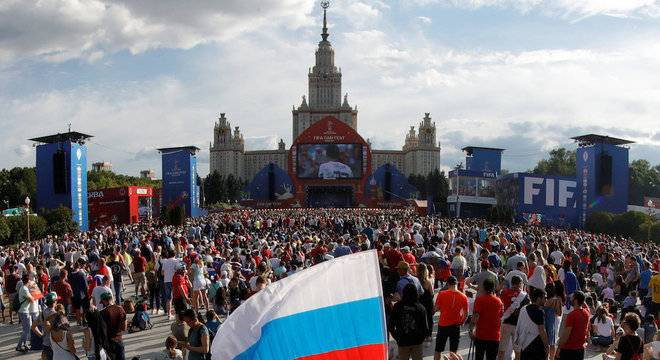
[210,6,441,181]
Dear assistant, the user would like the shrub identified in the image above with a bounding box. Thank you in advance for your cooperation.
[585,211,614,234]
[44,206,78,236]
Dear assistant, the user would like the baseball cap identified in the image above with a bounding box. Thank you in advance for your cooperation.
[45,292,58,304]
[100,291,113,302]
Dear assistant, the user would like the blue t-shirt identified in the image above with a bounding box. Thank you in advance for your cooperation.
[640,269,652,290]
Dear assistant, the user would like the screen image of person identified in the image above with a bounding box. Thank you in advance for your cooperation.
[318,144,353,179]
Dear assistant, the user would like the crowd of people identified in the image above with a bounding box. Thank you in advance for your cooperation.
[0,208,658,360]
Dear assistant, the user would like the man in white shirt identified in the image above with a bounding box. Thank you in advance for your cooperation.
[91,276,113,310]
[317,145,353,179]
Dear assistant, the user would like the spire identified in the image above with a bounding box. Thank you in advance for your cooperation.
[321,1,330,42]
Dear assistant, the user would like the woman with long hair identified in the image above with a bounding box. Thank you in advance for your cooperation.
[157,335,183,360]
[50,307,77,360]
[544,282,563,360]
[416,262,435,341]
[191,255,209,314]
[590,306,615,350]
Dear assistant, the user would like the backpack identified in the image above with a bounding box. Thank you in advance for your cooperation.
[129,310,152,333]
[12,293,24,312]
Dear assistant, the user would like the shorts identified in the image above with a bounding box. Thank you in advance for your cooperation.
[193,279,207,291]
[173,297,188,314]
[163,282,173,301]
[134,272,146,289]
[435,324,460,353]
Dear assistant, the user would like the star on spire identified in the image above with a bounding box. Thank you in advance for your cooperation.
[321,1,330,42]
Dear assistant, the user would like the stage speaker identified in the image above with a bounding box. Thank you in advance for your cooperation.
[268,164,276,201]
[53,150,67,194]
[599,152,613,196]
[384,164,392,201]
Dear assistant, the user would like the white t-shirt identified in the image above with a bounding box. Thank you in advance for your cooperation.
[318,161,352,179]
[593,317,614,337]
[161,258,179,283]
[550,250,564,266]
[92,285,113,310]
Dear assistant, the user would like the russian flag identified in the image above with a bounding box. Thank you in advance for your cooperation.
[210,250,388,360]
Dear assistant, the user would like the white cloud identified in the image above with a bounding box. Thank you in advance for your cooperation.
[0,0,316,65]
[1,0,659,176]
[442,0,660,20]
[418,16,433,24]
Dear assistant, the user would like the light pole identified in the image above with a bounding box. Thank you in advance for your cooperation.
[25,196,30,243]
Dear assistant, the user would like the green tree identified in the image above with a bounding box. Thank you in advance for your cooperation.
[87,170,161,190]
[585,211,614,234]
[628,159,660,206]
[44,206,79,236]
[532,148,576,177]
[0,217,10,244]
[6,214,47,245]
[203,171,225,205]
[0,167,36,209]
[609,211,653,238]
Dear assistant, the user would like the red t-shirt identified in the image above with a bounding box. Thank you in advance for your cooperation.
[385,250,404,270]
[500,288,521,313]
[133,256,147,273]
[561,306,590,350]
[403,253,417,272]
[435,289,468,326]
[172,274,189,299]
[474,294,504,341]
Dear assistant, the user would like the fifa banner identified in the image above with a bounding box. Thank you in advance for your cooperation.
[211,250,387,360]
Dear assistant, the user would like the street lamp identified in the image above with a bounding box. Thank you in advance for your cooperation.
[25,196,30,243]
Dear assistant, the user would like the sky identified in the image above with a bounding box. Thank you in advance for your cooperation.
[1,0,659,177]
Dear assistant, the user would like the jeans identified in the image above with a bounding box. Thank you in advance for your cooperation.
[149,282,161,311]
[108,339,125,360]
[17,312,37,348]
[591,335,613,347]
[113,281,123,303]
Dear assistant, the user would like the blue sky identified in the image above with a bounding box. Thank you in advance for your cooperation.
[1,0,659,176]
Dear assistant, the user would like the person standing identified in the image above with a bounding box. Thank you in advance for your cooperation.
[389,283,429,360]
[69,260,89,325]
[434,276,468,360]
[470,278,503,360]
[52,269,73,315]
[172,266,192,315]
[132,249,147,298]
[49,311,77,360]
[31,291,59,360]
[16,273,39,352]
[100,291,127,360]
[107,254,124,304]
[557,291,590,360]
[497,275,529,360]
[5,265,20,324]
[514,288,548,360]
[182,309,210,360]
[161,250,179,320]
[417,263,435,341]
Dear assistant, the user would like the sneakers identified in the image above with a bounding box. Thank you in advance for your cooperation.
[15,345,28,353]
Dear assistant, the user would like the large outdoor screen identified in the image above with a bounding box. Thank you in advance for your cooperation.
[297,144,363,179]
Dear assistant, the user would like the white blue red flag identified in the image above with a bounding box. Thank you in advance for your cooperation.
[210,250,388,359]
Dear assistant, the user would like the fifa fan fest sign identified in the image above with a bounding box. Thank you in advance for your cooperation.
[159,146,201,217]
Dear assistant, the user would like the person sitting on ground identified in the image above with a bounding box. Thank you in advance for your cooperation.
[156,335,183,360]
